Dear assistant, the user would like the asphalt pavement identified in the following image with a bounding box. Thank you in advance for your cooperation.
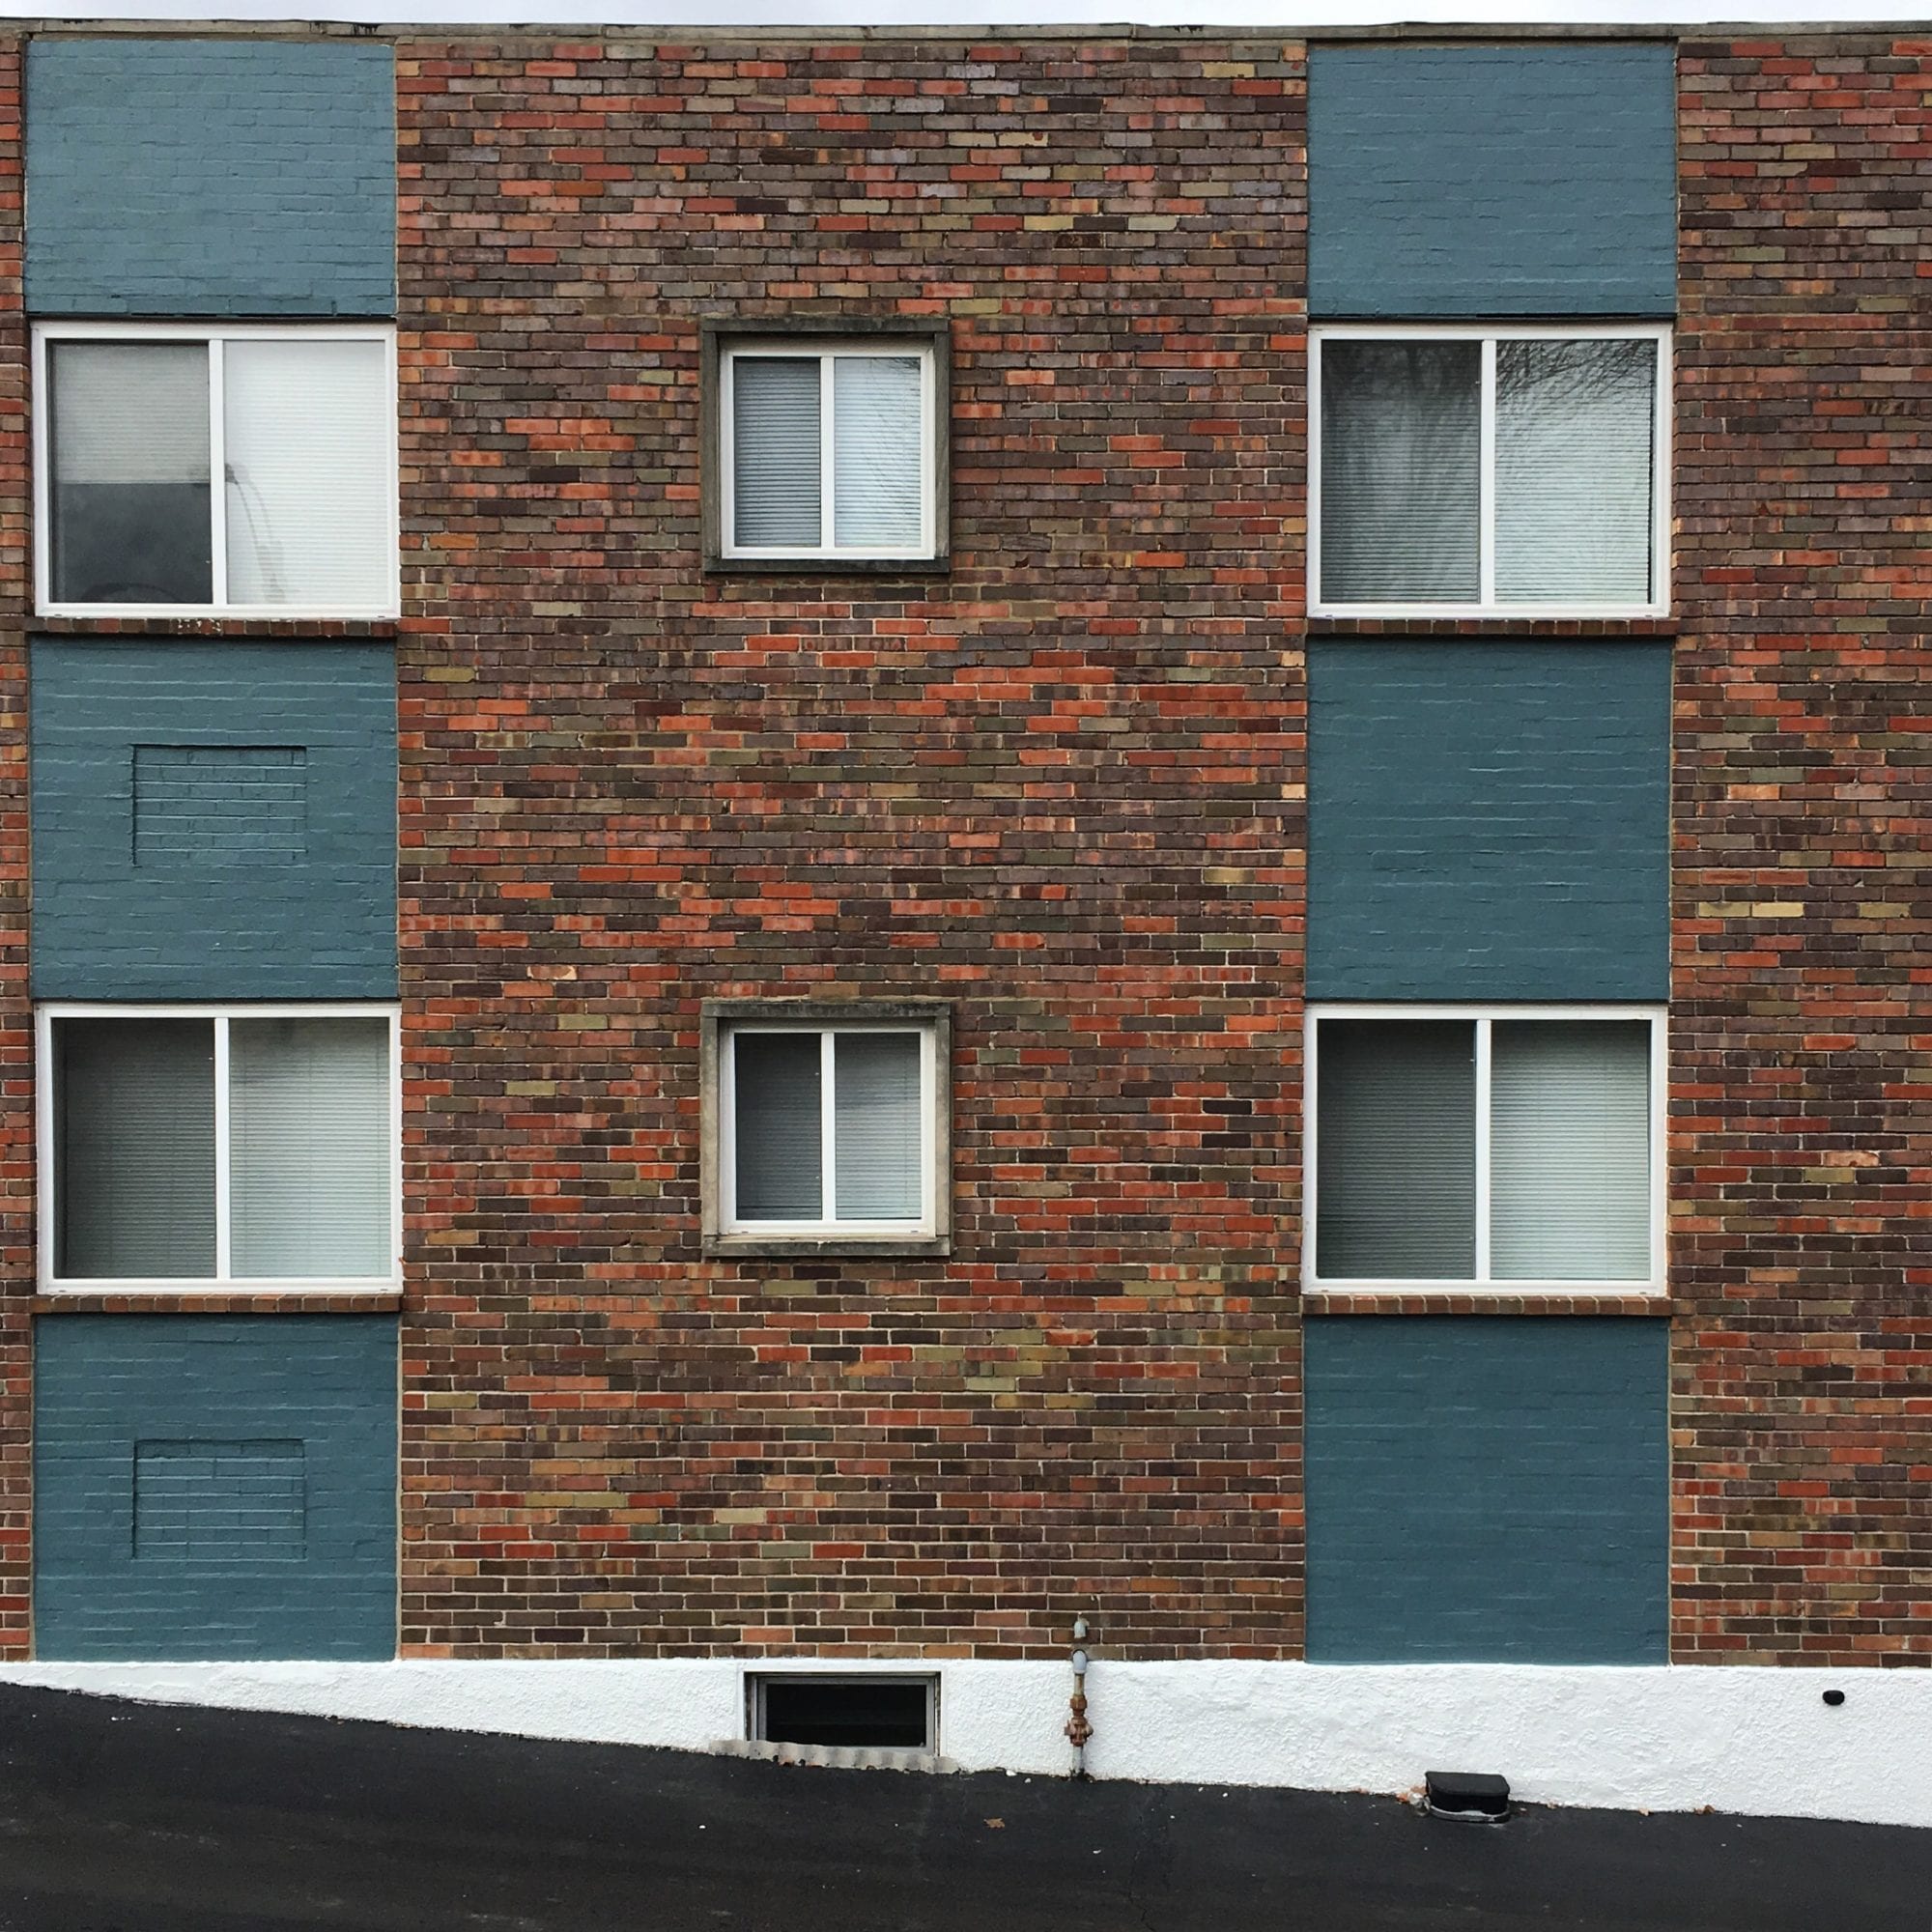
[0,1681,1926,1931]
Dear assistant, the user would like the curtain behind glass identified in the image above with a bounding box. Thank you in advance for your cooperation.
[734,1033,823,1218]
[57,1018,216,1278]
[223,339,391,610]
[1490,1021,1650,1280]
[733,357,821,547]
[230,1018,391,1278]
[1495,339,1655,604]
[1321,341,1480,605]
[834,1034,922,1219]
[1317,1020,1476,1278]
[50,341,213,606]
[834,355,923,551]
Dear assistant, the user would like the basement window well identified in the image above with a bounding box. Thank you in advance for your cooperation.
[748,1675,938,1752]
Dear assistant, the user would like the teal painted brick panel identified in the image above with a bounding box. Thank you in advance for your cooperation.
[31,640,398,1001]
[26,39,396,317]
[1308,43,1676,318]
[34,1316,397,1661]
[1306,641,1671,1001]
[1304,1318,1669,1663]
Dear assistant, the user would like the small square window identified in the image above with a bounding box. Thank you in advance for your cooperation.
[701,1002,951,1255]
[40,1005,400,1292]
[706,330,948,567]
[34,325,399,618]
[1311,327,1668,618]
[1306,1007,1663,1293]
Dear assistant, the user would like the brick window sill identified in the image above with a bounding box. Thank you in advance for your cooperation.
[33,616,402,641]
[1301,1291,1672,1318]
[1310,617,1678,641]
[33,1291,406,1316]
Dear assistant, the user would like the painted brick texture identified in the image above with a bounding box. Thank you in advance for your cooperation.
[1303,1319,1669,1663]
[30,640,399,1000]
[33,1315,397,1660]
[25,39,397,319]
[1673,37,1932,1664]
[395,36,1308,1659]
[1306,640,1671,1001]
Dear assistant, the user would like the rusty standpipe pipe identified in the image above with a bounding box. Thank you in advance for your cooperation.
[1065,1615,1094,1778]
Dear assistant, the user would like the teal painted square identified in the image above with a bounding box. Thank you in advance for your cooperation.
[34,1316,397,1662]
[1304,1319,1669,1663]
[31,640,398,1001]
[1306,641,1671,1001]
[27,40,395,317]
[1309,43,1676,318]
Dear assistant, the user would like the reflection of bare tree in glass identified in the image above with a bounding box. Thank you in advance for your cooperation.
[226,464,287,604]
[1496,339,1654,603]
[1321,341,1482,604]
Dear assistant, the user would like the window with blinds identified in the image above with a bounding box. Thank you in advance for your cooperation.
[725,1025,929,1231]
[723,342,934,560]
[45,1008,397,1289]
[1311,1010,1659,1290]
[37,326,398,617]
[1314,327,1664,615]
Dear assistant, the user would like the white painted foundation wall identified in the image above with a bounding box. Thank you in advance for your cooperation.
[2,1658,1926,1831]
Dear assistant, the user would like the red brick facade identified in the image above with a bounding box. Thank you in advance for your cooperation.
[1673,36,1931,1663]
[1,27,1926,1673]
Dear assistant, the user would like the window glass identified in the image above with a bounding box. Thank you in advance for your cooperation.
[732,356,822,548]
[1316,1019,1477,1279]
[56,1017,216,1279]
[229,1017,391,1279]
[1320,340,1480,606]
[223,338,391,609]
[833,355,923,551]
[49,341,212,607]
[733,1033,823,1218]
[1490,1020,1650,1280]
[1495,339,1654,605]
[833,1033,922,1220]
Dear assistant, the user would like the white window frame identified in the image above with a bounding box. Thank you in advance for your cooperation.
[32,321,402,621]
[719,1021,938,1239]
[1302,1003,1667,1296]
[1307,323,1672,622]
[719,340,939,562]
[36,1001,404,1295]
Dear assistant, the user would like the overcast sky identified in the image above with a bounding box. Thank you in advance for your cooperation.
[0,0,1922,24]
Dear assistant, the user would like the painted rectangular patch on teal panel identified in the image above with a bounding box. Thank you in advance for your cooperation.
[26,39,396,317]
[31,640,397,1001]
[1306,642,1670,1000]
[1308,44,1676,318]
[1304,1318,1668,1663]
[34,1316,397,1661]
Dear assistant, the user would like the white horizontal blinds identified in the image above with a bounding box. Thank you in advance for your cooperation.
[834,355,923,551]
[1317,1020,1477,1278]
[1494,338,1655,605]
[228,1018,392,1279]
[834,1033,923,1220]
[1490,1021,1652,1281]
[1321,340,1480,605]
[49,340,212,606]
[56,1018,216,1278]
[733,1033,823,1219]
[732,356,822,547]
[223,338,391,609]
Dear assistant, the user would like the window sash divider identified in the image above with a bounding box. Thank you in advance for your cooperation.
[820,1028,838,1223]
[818,350,838,558]
[207,336,228,612]
[1472,1016,1492,1283]
[212,1013,232,1283]
[1477,337,1497,610]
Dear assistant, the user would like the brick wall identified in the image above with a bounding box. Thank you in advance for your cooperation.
[0,35,27,1658]
[395,35,1309,1658]
[1673,36,1932,1663]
